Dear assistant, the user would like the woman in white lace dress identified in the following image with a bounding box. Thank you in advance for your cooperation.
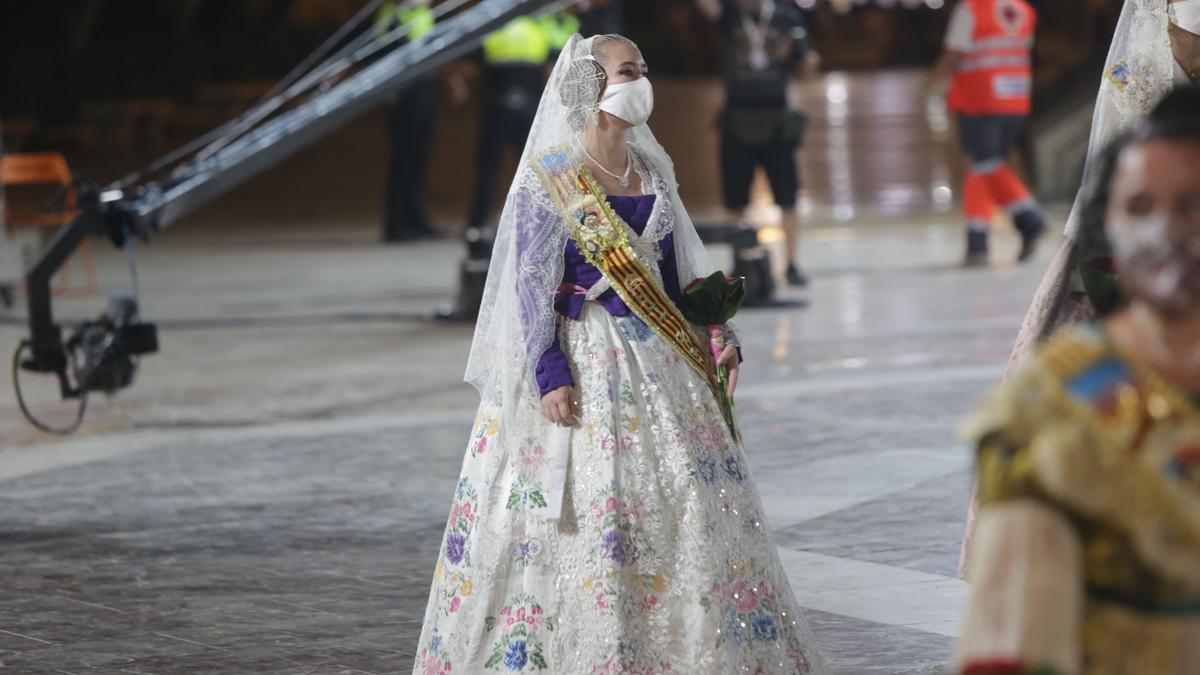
[412,34,827,674]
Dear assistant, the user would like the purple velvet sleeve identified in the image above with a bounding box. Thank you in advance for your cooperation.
[535,332,575,397]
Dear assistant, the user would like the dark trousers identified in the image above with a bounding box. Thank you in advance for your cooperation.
[719,133,800,211]
[383,79,436,241]
[717,106,803,211]
[955,113,1025,166]
[469,78,540,230]
[956,114,1042,248]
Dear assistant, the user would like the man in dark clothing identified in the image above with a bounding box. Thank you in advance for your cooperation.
[467,17,554,231]
[379,1,439,241]
[699,0,813,286]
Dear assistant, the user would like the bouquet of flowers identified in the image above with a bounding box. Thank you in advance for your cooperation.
[679,271,746,444]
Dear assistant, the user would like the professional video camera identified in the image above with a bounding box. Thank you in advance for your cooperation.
[14,295,157,434]
[64,295,158,393]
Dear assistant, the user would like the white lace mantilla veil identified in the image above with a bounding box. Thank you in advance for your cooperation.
[1007,0,1177,362]
[464,33,721,406]
[1066,0,1175,240]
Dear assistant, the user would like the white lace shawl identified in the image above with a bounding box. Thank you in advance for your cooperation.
[1064,0,1188,238]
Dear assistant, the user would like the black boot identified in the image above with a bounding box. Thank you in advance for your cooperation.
[1013,210,1045,263]
[963,231,989,267]
[785,263,809,287]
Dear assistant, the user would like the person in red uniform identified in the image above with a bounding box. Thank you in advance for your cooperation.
[931,0,1046,266]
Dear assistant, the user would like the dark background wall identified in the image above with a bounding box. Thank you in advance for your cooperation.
[3,0,1120,126]
[0,0,1122,232]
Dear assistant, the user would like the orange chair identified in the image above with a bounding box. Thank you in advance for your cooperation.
[1,152,98,296]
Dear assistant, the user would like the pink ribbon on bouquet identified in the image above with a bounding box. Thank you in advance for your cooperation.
[706,324,725,366]
[705,323,741,444]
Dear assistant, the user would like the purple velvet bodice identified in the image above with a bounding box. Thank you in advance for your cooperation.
[535,194,682,396]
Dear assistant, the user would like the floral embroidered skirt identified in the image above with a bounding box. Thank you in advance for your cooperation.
[414,305,827,674]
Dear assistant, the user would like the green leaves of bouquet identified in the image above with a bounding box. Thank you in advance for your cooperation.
[679,271,746,445]
[679,271,746,326]
[1078,256,1126,315]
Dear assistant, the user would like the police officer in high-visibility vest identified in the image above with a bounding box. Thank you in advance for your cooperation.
[931,0,1046,266]
[537,10,581,59]
[378,0,439,241]
[467,15,568,231]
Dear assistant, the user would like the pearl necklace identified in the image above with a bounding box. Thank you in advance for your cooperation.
[581,143,633,189]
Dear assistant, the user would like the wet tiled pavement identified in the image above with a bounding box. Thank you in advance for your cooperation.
[0,211,1058,673]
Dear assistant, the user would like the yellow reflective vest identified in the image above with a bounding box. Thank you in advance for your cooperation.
[482,16,551,65]
[538,12,581,51]
[374,3,435,41]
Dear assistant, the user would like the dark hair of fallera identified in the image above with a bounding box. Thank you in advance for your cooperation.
[1077,85,1200,258]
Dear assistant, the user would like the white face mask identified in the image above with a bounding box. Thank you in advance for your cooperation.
[598,78,654,127]
[1110,212,1200,316]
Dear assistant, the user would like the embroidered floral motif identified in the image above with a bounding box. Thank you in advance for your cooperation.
[581,571,669,622]
[437,568,473,618]
[751,612,779,641]
[484,594,554,670]
[618,434,640,455]
[722,456,745,483]
[696,456,718,485]
[512,539,543,569]
[710,574,788,648]
[518,443,547,473]
[596,432,616,457]
[601,529,635,566]
[416,629,453,675]
[674,419,732,458]
[444,478,479,567]
[588,483,653,568]
[504,436,554,511]
[506,475,549,511]
[445,532,467,565]
[435,482,479,618]
[471,417,500,458]
[505,639,530,669]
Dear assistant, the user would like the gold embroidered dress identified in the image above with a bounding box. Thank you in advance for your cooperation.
[957,326,1200,675]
